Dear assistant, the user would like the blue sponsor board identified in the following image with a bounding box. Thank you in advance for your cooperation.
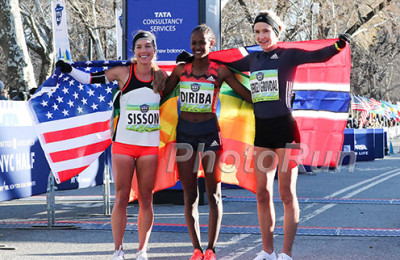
[0,101,109,201]
[125,0,199,61]
[0,126,49,201]
[342,128,355,164]
[373,128,385,159]
[342,128,386,162]
[0,101,50,201]
[354,129,375,161]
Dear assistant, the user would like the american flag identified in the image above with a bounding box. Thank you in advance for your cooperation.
[350,95,371,127]
[351,95,371,111]
[368,97,382,110]
[359,110,369,128]
[29,60,127,183]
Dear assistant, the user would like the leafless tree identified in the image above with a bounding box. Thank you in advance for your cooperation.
[0,0,399,101]
[0,0,37,97]
[221,0,400,101]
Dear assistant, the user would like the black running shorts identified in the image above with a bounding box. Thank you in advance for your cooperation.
[176,117,222,152]
[254,113,300,149]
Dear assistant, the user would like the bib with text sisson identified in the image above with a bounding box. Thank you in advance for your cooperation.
[125,103,160,132]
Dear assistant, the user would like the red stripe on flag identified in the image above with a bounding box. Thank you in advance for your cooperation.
[295,64,350,84]
[360,110,368,127]
[56,166,90,183]
[295,116,346,167]
[43,120,110,143]
[279,39,351,84]
[209,48,246,63]
[50,139,111,162]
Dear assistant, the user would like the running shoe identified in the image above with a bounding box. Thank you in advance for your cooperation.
[190,248,204,260]
[277,253,292,260]
[253,250,277,260]
[136,250,148,260]
[204,249,217,260]
[112,245,125,260]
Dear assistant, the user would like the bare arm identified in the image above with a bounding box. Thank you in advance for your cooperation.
[218,66,252,103]
[104,66,130,90]
[163,64,184,98]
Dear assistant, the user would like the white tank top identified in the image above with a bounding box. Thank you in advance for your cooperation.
[114,65,161,146]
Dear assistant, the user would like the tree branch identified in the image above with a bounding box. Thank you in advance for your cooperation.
[346,0,392,35]
[20,6,48,56]
[237,0,253,25]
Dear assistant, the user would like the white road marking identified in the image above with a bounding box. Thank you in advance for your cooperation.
[299,169,400,223]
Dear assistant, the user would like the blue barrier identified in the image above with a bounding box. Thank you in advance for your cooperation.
[373,128,385,158]
[342,128,386,162]
[0,101,109,202]
[0,126,49,201]
[0,101,50,201]
[354,129,375,161]
[342,129,355,164]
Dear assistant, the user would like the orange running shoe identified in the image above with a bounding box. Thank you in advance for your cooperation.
[204,249,217,260]
[190,249,204,260]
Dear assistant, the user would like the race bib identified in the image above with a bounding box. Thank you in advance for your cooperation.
[125,103,160,132]
[250,70,279,103]
[180,81,214,112]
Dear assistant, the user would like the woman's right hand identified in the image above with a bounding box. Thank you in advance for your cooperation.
[337,33,351,48]
[56,60,72,73]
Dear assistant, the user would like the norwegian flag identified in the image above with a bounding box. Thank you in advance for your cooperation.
[211,39,351,169]
[29,60,127,183]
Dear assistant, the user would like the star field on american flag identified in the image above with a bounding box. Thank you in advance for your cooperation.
[31,60,129,123]
[29,60,129,183]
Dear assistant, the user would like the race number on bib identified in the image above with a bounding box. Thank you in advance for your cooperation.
[250,70,279,103]
[125,103,160,132]
[180,81,214,112]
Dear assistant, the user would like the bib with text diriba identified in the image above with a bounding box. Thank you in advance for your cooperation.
[250,69,279,103]
[180,81,214,112]
[125,103,160,132]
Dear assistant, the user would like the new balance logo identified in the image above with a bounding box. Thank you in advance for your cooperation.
[207,76,216,82]
[270,53,279,59]
[210,140,219,147]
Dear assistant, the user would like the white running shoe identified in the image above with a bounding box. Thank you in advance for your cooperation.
[112,245,125,260]
[253,250,277,260]
[277,253,292,260]
[136,250,148,260]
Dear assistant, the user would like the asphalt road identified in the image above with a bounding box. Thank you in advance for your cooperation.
[1,142,400,260]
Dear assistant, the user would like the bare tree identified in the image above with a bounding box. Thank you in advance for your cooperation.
[0,0,399,101]
[20,0,54,86]
[221,0,400,101]
[0,0,37,97]
[67,0,116,61]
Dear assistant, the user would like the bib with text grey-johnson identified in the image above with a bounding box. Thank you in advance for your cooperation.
[250,70,279,103]
[180,81,214,112]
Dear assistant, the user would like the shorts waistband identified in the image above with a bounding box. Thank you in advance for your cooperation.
[177,117,219,136]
